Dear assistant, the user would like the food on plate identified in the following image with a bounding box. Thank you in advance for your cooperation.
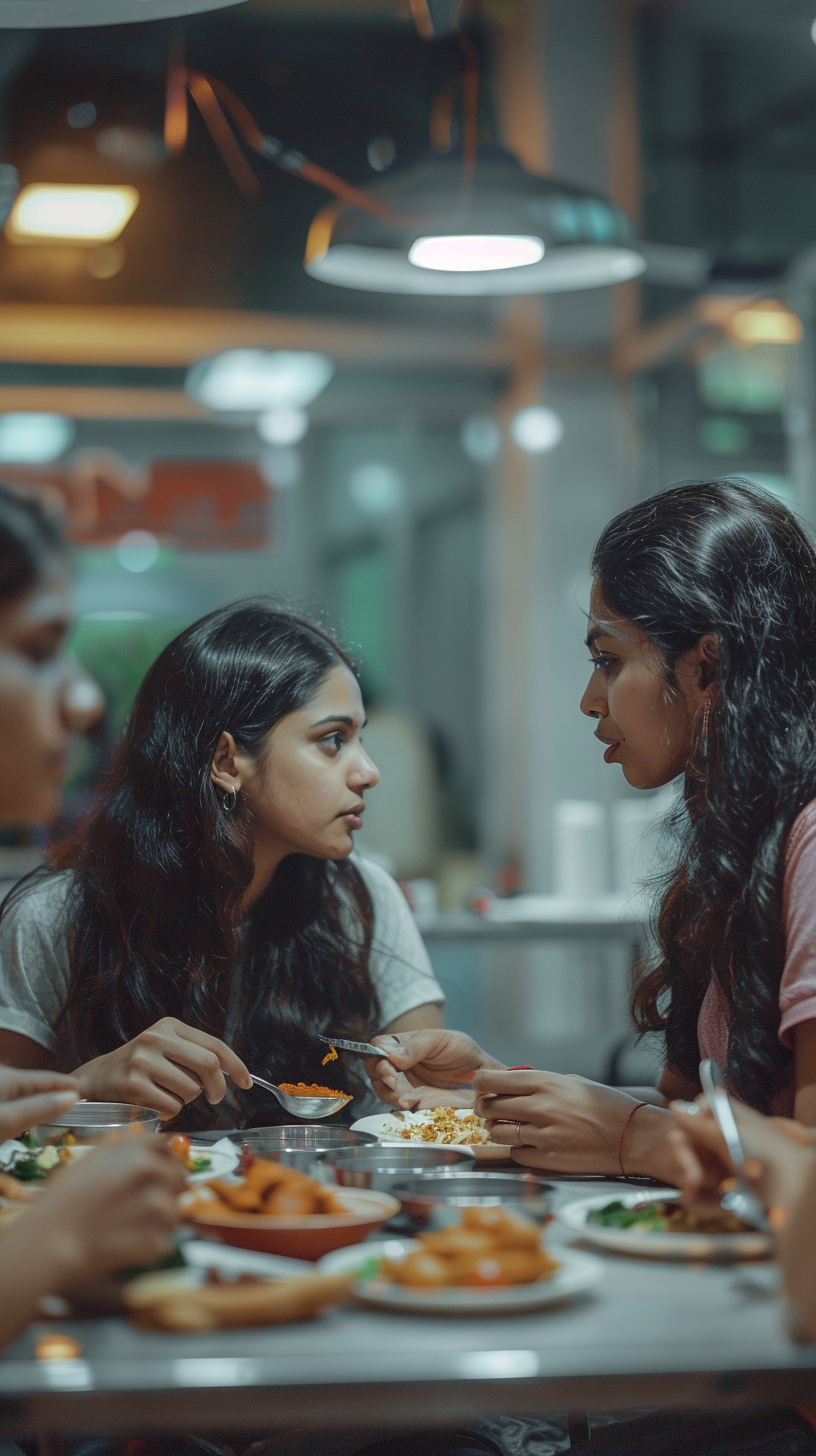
[167,1134,212,1175]
[587,1198,754,1235]
[183,1156,348,1220]
[386,1109,491,1146]
[321,1044,339,1066]
[0,1171,36,1203]
[277,1082,349,1099]
[381,1207,559,1289]
[35,1334,83,1360]
[126,1268,352,1332]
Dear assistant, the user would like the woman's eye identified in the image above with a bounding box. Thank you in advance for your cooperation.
[589,654,616,673]
[320,731,345,753]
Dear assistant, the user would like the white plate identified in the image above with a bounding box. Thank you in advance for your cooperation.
[559,1189,773,1261]
[185,1139,239,1184]
[318,1236,604,1315]
[350,1112,510,1162]
[320,1237,604,1316]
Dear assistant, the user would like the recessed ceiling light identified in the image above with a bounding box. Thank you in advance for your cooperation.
[187,350,333,412]
[5,185,139,245]
[409,234,545,273]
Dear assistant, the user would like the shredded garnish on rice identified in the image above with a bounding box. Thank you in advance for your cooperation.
[385,1109,490,1146]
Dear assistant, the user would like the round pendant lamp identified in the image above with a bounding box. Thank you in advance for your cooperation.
[305,146,646,296]
[0,0,243,26]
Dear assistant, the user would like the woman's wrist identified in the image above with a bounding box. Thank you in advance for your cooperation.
[620,1101,675,1180]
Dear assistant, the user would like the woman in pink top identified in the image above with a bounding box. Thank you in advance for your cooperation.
[369,478,816,1181]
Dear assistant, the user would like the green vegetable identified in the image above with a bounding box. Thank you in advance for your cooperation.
[587,1199,670,1232]
[10,1157,46,1182]
[190,1158,211,1174]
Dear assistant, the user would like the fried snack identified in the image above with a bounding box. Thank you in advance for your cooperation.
[381,1207,559,1290]
[127,1271,352,1332]
[277,1082,348,1098]
[186,1158,347,1220]
[0,1171,36,1203]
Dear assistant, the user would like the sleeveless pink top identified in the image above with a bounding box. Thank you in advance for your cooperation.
[696,798,816,1116]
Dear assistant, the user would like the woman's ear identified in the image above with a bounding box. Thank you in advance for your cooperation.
[210,731,242,794]
[698,633,719,692]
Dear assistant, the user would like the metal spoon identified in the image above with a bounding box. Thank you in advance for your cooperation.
[248,1073,352,1120]
[698,1059,773,1233]
[317,1033,387,1059]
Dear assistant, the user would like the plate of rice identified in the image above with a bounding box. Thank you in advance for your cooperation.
[350,1109,511,1161]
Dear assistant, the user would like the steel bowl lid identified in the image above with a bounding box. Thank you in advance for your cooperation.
[39,1101,159,1127]
[390,1171,553,1206]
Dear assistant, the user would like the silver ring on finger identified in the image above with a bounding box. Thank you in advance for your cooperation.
[514,1120,523,1145]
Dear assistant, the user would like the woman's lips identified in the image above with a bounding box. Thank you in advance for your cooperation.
[603,742,619,764]
[342,809,364,830]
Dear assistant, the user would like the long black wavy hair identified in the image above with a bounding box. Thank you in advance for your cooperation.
[12,600,379,1126]
[592,479,816,1112]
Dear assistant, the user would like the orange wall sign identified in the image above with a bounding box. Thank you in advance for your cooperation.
[0,454,271,549]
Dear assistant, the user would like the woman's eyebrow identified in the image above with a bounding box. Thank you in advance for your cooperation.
[586,626,602,650]
[310,714,367,729]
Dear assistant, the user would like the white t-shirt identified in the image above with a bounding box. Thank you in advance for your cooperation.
[0,854,444,1055]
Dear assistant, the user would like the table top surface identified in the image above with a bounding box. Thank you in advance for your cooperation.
[1,1180,815,1432]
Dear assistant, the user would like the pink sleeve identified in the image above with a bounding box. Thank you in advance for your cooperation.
[779,802,816,1047]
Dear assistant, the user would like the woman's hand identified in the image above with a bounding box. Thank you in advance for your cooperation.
[473,1068,674,1177]
[366,1030,503,1109]
[669,1095,816,1213]
[74,1017,253,1120]
[0,1067,80,1141]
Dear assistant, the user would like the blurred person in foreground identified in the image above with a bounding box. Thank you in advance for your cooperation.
[0,484,184,1348]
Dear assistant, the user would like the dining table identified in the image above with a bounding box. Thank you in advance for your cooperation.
[1,1178,815,1450]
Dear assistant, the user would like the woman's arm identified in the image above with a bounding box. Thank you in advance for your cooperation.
[0,1029,54,1070]
[379,1002,445,1036]
[793,1019,816,1125]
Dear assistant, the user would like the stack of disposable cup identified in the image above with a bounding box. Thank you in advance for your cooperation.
[611,788,675,898]
[552,800,608,900]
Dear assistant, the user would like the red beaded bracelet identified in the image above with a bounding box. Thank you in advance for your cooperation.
[618,1100,648,1177]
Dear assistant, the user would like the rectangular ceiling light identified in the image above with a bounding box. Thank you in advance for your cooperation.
[5,184,139,244]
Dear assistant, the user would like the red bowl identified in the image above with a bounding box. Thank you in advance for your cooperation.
[186,1187,400,1260]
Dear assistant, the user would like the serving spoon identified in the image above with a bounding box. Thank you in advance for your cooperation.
[698,1059,772,1234]
[248,1073,352,1120]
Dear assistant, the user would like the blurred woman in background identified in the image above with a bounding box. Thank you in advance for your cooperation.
[370,480,816,1180]
[0,483,184,1351]
[0,600,444,1127]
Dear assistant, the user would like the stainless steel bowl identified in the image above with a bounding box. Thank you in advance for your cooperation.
[33,1101,160,1145]
[390,1171,553,1225]
[326,1144,472,1191]
[192,1123,378,1173]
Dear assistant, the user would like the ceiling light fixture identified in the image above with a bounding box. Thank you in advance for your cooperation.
[305,148,645,296]
[0,413,74,463]
[187,350,333,412]
[5,184,139,245]
[510,406,564,454]
[726,300,803,347]
[0,0,244,25]
[257,406,309,446]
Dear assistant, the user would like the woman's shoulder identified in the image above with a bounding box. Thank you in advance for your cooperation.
[0,868,74,936]
[348,852,407,915]
[785,799,816,866]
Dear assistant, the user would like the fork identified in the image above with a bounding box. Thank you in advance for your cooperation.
[698,1059,773,1234]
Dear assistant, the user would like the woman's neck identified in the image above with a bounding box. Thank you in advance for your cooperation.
[242,838,288,909]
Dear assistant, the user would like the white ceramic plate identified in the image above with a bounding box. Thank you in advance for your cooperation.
[319,1236,604,1316]
[185,1139,240,1184]
[559,1189,773,1261]
[350,1112,511,1163]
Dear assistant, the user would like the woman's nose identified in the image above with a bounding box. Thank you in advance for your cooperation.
[61,670,104,733]
[352,750,380,791]
[580,677,607,720]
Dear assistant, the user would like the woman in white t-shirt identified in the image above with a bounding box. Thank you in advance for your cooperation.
[0,601,445,1129]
